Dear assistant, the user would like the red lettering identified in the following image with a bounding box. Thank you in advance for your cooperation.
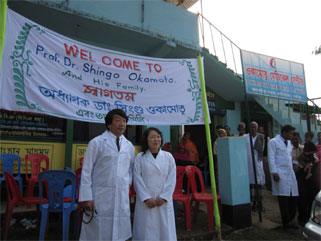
[145,63,153,72]
[102,56,112,66]
[133,61,140,71]
[80,49,88,60]
[113,58,122,68]
[89,51,96,62]
[64,43,78,57]
[154,64,162,73]
[122,60,132,70]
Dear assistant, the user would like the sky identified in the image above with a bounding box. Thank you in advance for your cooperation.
[189,0,321,106]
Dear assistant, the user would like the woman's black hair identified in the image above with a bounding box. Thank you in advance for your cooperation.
[104,109,128,130]
[292,131,302,143]
[141,127,163,155]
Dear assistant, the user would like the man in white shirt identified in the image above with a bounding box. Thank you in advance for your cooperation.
[79,109,135,241]
[245,121,265,212]
[268,125,298,230]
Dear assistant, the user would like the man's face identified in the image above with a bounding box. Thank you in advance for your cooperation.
[283,130,294,140]
[258,127,264,134]
[108,114,127,137]
[250,123,258,136]
[238,124,245,134]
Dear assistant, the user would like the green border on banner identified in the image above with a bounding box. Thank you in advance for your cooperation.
[0,0,8,72]
[8,16,202,124]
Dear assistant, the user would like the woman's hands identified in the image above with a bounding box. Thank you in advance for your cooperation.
[144,197,167,208]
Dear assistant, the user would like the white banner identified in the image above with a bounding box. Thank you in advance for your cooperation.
[0,9,205,125]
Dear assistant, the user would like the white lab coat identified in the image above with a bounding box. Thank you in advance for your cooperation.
[79,131,135,241]
[133,150,177,241]
[268,135,298,196]
[245,134,265,185]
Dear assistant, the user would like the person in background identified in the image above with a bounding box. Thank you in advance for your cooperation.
[179,131,199,165]
[315,132,321,190]
[133,127,177,241]
[213,128,227,193]
[79,109,135,241]
[162,142,172,153]
[268,125,298,230]
[224,125,234,136]
[291,132,308,226]
[237,122,246,136]
[301,131,318,180]
[244,122,265,212]
[258,125,271,191]
[213,129,227,157]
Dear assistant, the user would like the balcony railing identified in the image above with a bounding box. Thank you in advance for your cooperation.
[197,13,321,129]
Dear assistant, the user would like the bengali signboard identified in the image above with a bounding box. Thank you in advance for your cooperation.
[241,50,307,102]
[0,9,205,125]
[0,109,65,139]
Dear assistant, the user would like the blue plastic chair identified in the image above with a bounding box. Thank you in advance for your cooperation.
[0,154,23,194]
[38,170,78,241]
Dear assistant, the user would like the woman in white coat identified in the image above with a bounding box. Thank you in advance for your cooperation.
[133,127,177,241]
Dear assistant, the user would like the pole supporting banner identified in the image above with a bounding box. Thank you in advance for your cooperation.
[197,55,221,234]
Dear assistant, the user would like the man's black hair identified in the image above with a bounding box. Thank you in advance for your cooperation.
[281,124,295,134]
[105,109,128,130]
[305,131,314,139]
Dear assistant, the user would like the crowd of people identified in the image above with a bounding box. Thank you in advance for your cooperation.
[78,108,321,240]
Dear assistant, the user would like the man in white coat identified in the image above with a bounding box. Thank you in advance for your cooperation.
[268,124,298,230]
[79,109,135,241]
[245,121,265,212]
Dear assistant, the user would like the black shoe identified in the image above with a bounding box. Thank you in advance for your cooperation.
[283,221,298,230]
[259,206,265,212]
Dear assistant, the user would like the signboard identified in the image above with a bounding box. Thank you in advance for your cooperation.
[0,9,205,125]
[0,109,65,139]
[0,140,65,173]
[241,50,307,102]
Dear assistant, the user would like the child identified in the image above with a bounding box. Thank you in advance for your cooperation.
[301,131,318,180]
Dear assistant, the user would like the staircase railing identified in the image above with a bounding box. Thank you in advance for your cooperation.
[197,13,242,76]
[197,12,321,131]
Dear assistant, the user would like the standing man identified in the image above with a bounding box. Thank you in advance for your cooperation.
[237,122,246,136]
[258,125,272,190]
[244,121,265,211]
[79,109,135,241]
[268,125,298,229]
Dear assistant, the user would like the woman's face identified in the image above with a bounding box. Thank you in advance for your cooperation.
[147,130,162,151]
[292,135,300,145]
[218,130,226,137]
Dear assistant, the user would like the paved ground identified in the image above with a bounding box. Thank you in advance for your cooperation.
[0,188,307,240]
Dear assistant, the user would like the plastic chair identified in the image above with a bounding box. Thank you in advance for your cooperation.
[0,154,23,194]
[173,166,191,231]
[3,172,44,240]
[79,157,84,167]
[185,166,221,232]
[38,170,78,241]
[25,154,50,197]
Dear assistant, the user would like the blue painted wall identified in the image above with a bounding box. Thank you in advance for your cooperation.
[35,0,199,49]
[217,137,250,206]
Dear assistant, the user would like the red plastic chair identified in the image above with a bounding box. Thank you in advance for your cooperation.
[3,172,45,240]
[79,157,84,167]
[173,166,191,231]
[25,154,50,197]
[185,166,221,232]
